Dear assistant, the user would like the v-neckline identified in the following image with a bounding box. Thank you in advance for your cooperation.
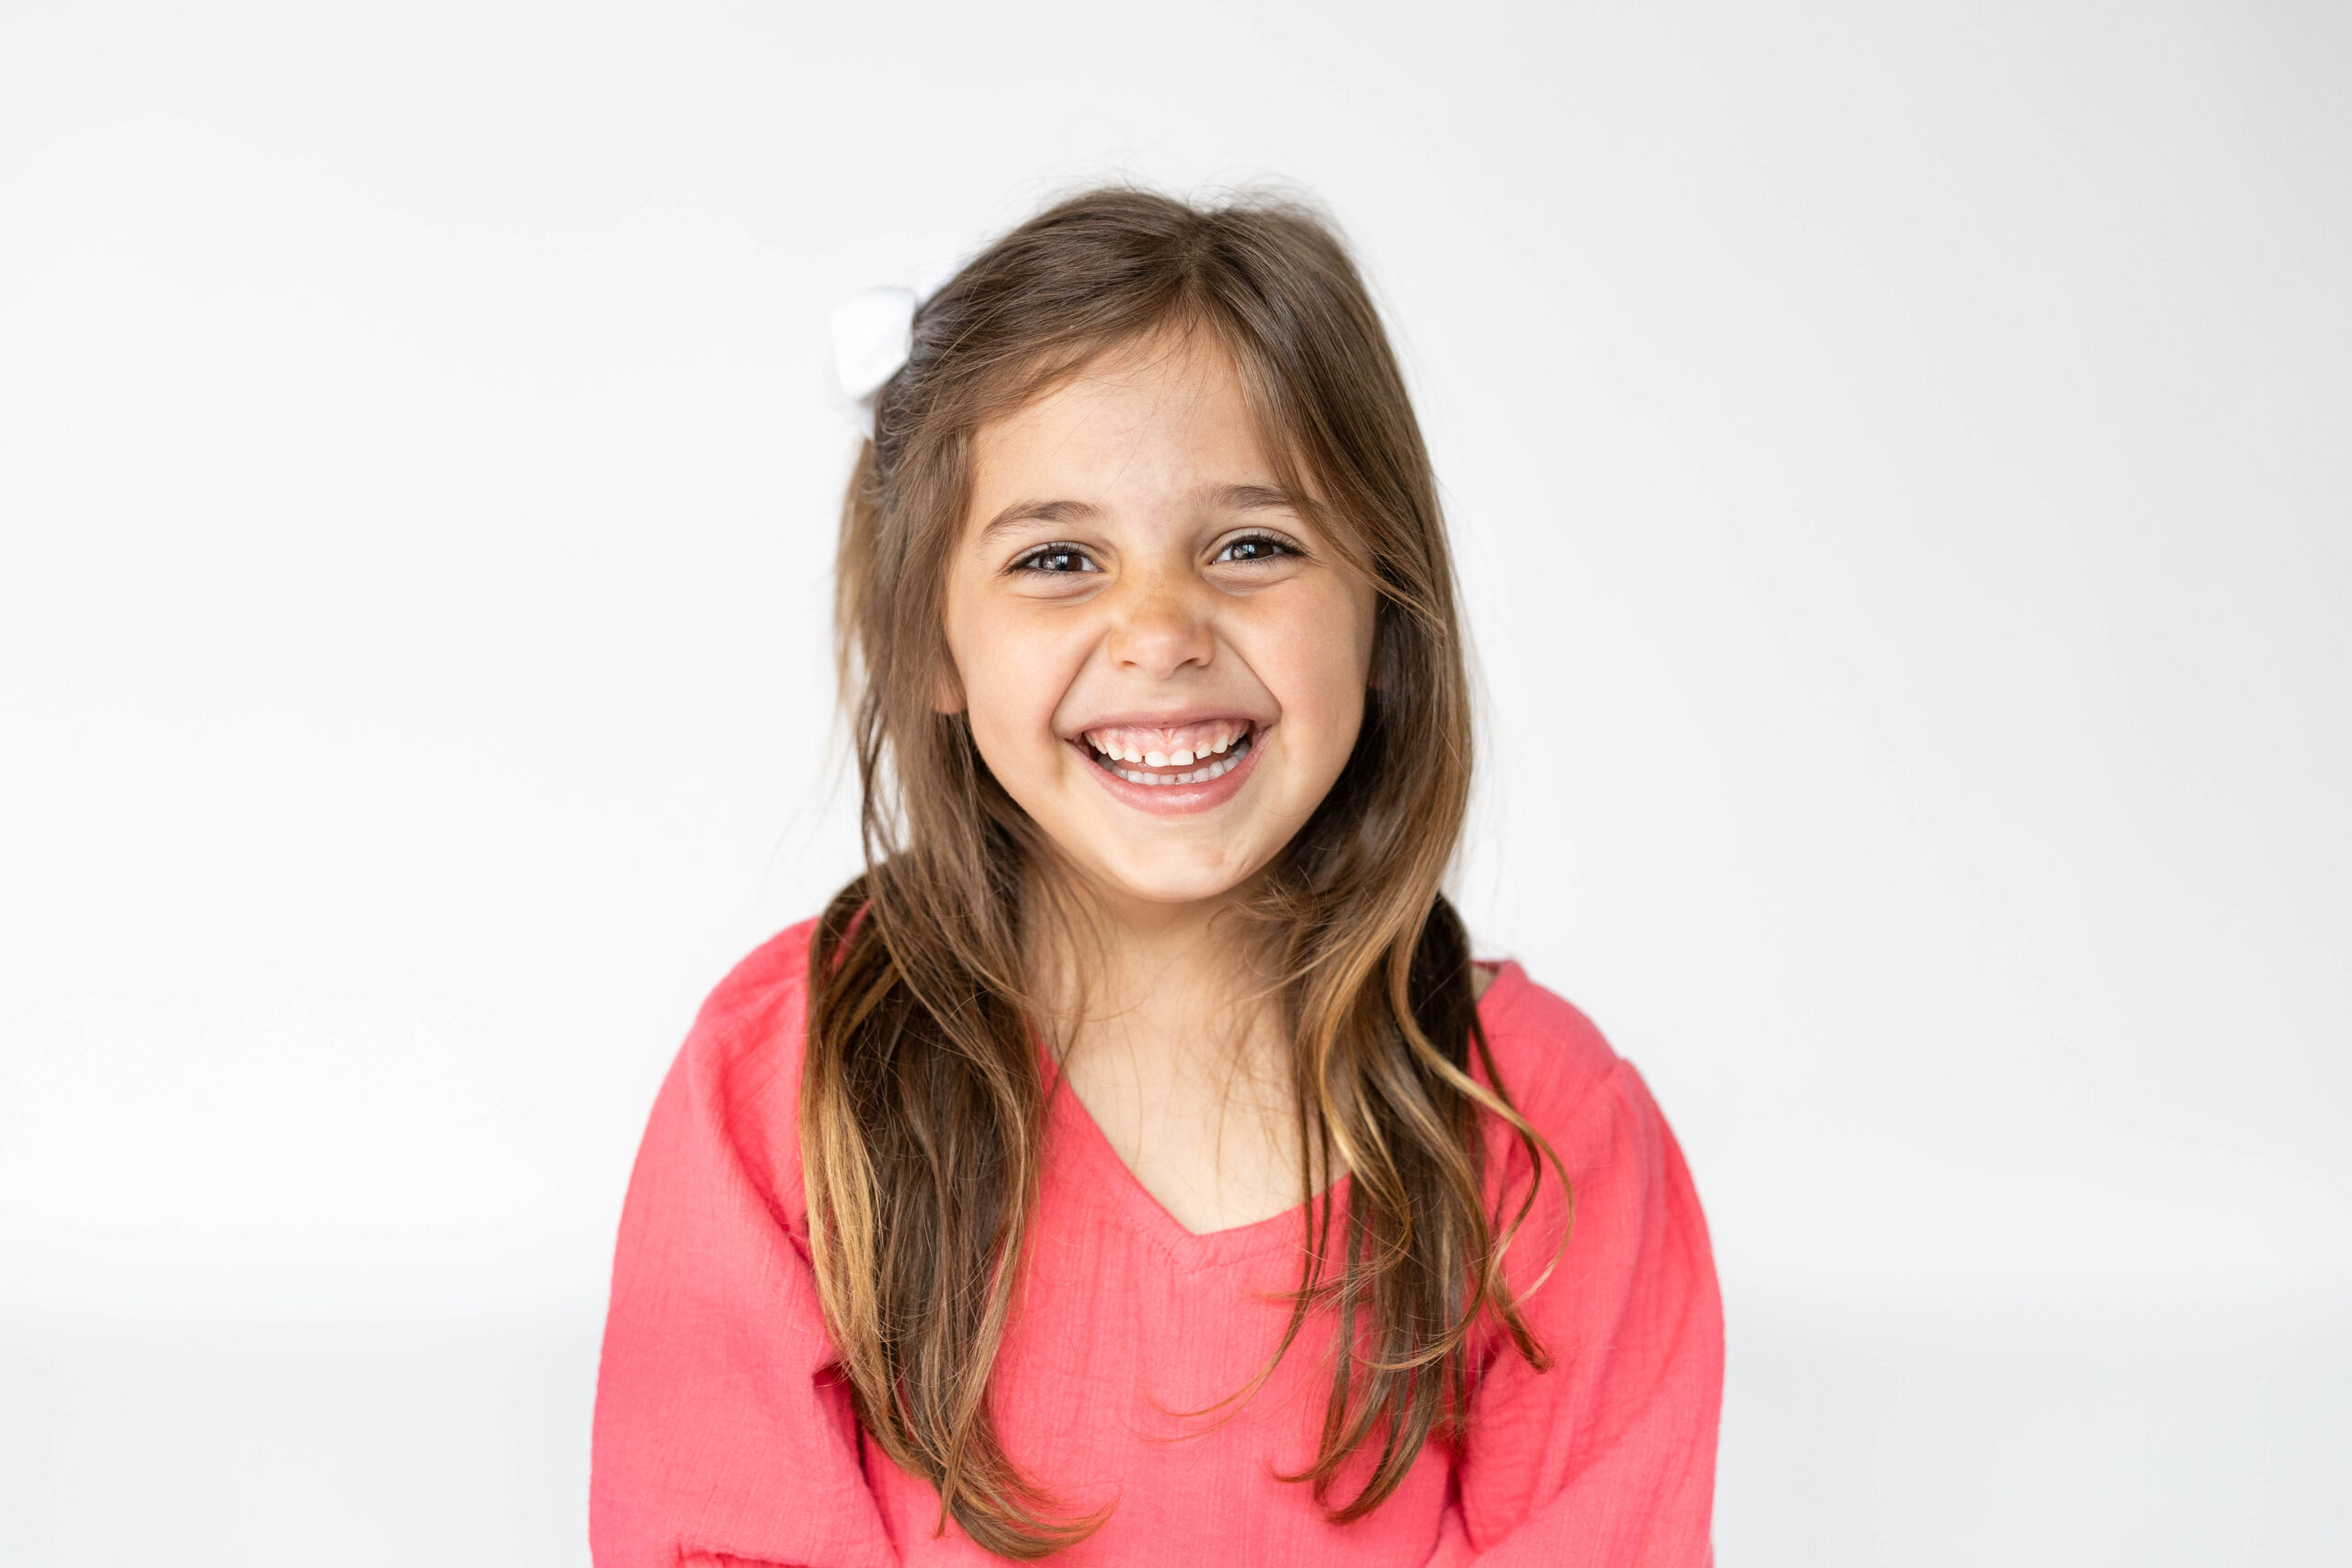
[1035,959,1528,1269]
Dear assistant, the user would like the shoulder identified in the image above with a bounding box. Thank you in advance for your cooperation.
[1469,964,1717,1319]
[1470,960,1697,1225]
[686,917,820,1072]
[1472,959,1629,1137]
[662,917,821,1235]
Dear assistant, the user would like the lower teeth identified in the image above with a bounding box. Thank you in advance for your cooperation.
[1096,734,1250,786]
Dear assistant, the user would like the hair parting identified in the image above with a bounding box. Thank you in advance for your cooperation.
[801,186,1569,1557]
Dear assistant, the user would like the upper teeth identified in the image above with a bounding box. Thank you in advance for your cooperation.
[1079,721,1254,786]
[1097,738,1250,786]
[1080,720,1250,766]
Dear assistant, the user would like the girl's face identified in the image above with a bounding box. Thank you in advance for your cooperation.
[941,331,1379,912]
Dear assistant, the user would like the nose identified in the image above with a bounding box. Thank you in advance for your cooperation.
[1104,571,1215,680]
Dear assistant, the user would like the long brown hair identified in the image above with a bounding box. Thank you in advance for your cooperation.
[801,187,1562,1557]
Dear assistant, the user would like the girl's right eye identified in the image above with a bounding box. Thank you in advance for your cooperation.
[1012,544,1101,575]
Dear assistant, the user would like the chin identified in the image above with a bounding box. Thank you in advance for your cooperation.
[1087,845,1263,909]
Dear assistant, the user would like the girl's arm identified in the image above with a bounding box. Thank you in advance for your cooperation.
[591,937,899,1568]
[1431,1054,1724,1568]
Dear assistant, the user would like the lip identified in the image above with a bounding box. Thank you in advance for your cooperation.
[1065,719,1269,817]
[1064,707,1272,736]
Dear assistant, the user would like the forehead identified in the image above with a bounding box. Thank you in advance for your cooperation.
[967,331,1278,509]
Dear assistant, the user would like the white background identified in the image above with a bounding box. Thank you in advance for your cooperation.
[3,2,2346,1563]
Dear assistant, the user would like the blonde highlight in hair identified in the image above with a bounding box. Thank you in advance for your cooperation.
[802,186,1566,1557]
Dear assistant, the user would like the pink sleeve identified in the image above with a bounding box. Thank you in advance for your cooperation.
[1430,1059,1724,1568]
[590,963,900,1568]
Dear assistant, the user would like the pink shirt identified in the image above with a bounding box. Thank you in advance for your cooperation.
[592,920,1722,1566]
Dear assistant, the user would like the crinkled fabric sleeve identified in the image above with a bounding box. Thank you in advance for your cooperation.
[1427,1059,1724,1568]
[590,1011,899,1568]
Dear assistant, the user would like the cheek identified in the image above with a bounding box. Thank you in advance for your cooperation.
[1259,581,1378,763]
[944,596,1083,761]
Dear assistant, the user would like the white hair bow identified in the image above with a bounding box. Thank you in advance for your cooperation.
[825,257,964,439]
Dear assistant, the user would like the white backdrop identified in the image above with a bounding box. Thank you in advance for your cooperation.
[3,2,2346,1562]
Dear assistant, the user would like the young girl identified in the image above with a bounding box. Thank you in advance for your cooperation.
[591,189,1722,1566]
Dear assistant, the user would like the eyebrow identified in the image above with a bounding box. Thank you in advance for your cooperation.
[1215,483,1303,514]
[977,498,1102,546]
[976,485,1301,545]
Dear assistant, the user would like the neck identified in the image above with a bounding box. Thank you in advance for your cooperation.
[1023,865,1318,1235]
[1024,866,1283,1061]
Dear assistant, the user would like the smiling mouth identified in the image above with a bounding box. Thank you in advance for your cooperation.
[1077,719,1257,787]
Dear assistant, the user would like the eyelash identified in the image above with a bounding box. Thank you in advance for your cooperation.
[1007,532,1303,576]
[1011,543,1100,575]
[1214,532,1300,564]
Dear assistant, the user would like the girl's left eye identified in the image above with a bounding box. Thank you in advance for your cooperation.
[1214,534,1296,564]
[1012,544,1101,574]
